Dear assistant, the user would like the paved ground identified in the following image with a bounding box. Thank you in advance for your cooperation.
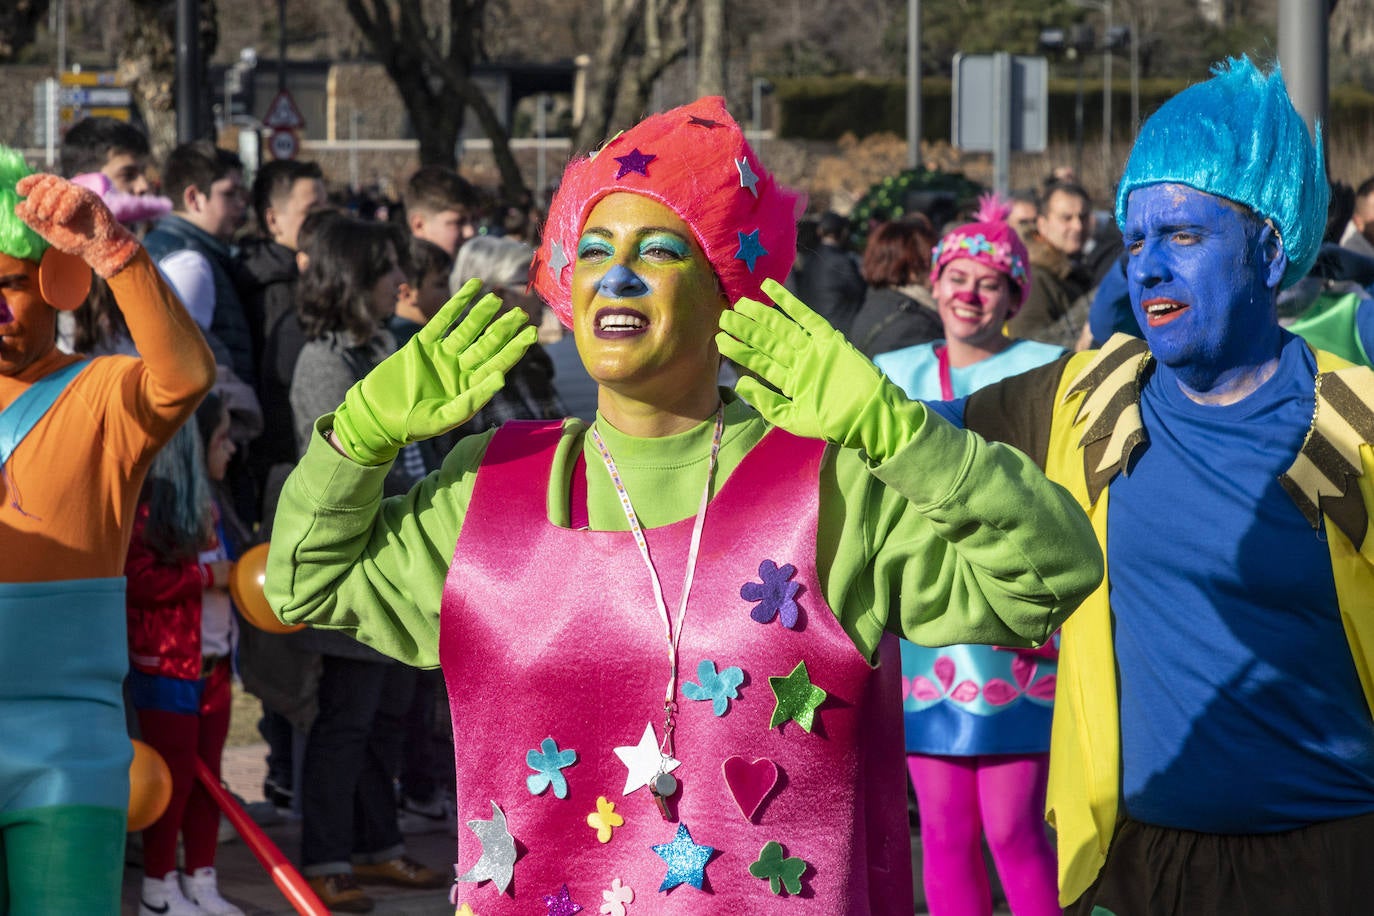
[122,742,1011,915]
[121,743,454,915]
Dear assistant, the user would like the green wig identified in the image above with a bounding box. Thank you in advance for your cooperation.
[1115,56,1328,290]
[0,145,50,263]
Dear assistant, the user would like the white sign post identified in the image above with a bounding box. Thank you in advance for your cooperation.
[953,53,1048,196]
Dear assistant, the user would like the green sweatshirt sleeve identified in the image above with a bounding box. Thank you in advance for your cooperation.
[268,399,1101,670]
[265,414,501,668]
[817,403,1103,661]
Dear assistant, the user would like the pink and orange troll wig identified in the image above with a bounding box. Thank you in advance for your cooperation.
[930,193,1033,314]
[532,96,804,327]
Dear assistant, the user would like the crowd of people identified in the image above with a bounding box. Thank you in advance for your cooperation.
[3,51,1374,916]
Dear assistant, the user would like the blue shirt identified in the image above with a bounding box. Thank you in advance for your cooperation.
[1109,334,1374,832]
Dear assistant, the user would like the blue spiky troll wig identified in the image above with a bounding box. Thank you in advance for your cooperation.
[1115,56,1328,290]
[0,146,49,263]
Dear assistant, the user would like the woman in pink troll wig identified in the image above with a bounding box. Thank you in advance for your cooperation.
[875,195,1067,916]
[265,96,1099,914]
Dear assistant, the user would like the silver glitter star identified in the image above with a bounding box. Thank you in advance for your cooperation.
[455,800,517,894]
[736,157,760,197]
[548,240,570,278]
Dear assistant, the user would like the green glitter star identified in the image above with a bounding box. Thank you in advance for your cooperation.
[768,660,827,732]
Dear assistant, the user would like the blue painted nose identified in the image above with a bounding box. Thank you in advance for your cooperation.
[598,264,649,298]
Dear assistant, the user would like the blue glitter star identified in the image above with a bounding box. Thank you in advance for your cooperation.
[542,883,583,915]
[526,737,577,799]
[547,240,570,278]
[613,148,656,180]
[651,822,714,892]
[681,659,745,716]
[734,229,768,273]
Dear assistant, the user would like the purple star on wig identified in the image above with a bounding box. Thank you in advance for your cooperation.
[613,148,656,180]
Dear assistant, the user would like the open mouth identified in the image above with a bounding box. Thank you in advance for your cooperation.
[1142,298,1187,327]
[595,307,649,339]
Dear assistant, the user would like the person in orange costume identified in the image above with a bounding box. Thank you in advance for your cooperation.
[0,146,215,915]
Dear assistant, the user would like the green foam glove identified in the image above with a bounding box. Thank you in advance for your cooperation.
[331,278,538,465]
[716,278,924,463]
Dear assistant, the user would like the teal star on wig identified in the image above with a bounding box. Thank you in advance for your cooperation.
[0,145,49,263]
[1114,56,1328,289]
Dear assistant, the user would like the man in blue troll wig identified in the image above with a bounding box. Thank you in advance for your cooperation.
[924,56,1374,914]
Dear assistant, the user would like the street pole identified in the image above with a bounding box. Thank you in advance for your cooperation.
[992,52,1011,197]
[1130,14,1139,139]
[536,94,548,205]
[277,0,288,93]
[349,109,360,192]
[1074,53,1085,179]
[907,0,922,169]
[1277,0,1328,140]
[1102,0,1112,169]
[175,0,200,143]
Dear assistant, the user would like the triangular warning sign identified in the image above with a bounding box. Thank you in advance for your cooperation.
[263,90,304,130]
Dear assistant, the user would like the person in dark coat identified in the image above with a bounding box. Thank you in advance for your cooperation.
[848,218,943,358]
[790,210,867,334]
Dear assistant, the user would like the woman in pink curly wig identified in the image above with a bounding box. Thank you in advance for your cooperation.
[265,98,1101,915]
[874,195,1067,916]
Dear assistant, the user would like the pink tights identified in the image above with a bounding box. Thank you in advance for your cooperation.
[907,752,1060,916]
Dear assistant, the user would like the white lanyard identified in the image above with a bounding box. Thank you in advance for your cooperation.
[588,405,724,759]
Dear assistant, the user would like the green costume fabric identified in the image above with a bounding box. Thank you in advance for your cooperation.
[267,392,1100,667]
[1285,292,1370,367]
[0,805,125,915]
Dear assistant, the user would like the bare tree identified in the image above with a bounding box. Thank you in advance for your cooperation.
[696,0,726,98]
[0,0,49,62]
[574,0,693,154]
[119,0,219,161]
[339,0,528,201]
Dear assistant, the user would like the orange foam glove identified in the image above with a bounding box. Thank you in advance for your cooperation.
[15,173,140,279]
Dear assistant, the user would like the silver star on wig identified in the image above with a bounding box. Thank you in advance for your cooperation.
[455,801,517,894]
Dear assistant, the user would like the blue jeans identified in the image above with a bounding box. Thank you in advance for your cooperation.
[300,656,416,873]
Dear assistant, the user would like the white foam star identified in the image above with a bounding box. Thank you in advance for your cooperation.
[612,722,680,796]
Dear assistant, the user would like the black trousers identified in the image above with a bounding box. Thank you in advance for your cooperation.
[300,655,416,871]
[1067,811,1374,916]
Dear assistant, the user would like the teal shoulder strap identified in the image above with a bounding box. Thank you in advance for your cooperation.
[0,359,88,466]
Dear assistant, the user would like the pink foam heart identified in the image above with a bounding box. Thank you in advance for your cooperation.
[722,755,780,822]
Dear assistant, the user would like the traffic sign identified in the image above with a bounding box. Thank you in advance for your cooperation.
[56,70,132,133]
[263,89,305,130]
[59,87,132,107]
[269,129,299,160]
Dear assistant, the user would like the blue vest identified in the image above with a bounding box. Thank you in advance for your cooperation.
[144,214,256,384]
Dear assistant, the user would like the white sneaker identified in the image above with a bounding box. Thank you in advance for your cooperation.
[180,867,245,916]
[139,871,204,916]
[397,792,456,836]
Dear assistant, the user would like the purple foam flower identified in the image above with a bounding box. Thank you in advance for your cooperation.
[741,560,801,629]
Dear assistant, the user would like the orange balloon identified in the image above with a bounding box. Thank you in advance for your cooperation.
[127,739,172,831]
[230,543,304,633]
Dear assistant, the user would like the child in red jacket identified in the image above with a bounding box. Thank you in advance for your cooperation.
[126,391,243,916]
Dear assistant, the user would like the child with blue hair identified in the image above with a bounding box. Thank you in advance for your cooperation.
[927,56,1374,914]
